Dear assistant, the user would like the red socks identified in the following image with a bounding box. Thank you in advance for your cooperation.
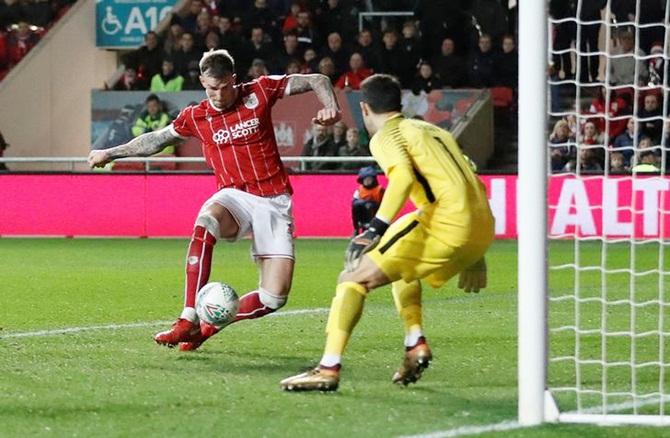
[234,291,276,322]
[184,225,216,308]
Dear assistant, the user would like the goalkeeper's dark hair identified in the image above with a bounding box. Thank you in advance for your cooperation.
[360,74,402,114]
[199,49,235,78]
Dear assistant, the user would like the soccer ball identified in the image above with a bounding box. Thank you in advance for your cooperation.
[196,282,239,327]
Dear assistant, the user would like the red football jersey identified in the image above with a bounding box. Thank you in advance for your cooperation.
[170,75,292,196]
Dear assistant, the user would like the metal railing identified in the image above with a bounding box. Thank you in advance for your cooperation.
[358,11,415,32]
[0,156,376,173]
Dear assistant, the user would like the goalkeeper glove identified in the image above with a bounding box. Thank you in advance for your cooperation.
[458,257,487,293]
[344,217,389,272]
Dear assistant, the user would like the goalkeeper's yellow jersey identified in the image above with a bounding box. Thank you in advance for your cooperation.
[369,114,493,242]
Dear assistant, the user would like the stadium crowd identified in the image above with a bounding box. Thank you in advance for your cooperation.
[0,0,74,79]
[548,0,669,174]
[97,0,519,171]
[113,0,518,94]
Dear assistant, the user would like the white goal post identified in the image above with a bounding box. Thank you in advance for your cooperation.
[517,0,548,426]
[519,0,670,427]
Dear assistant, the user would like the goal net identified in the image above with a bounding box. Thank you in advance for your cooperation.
[519,0,670,427]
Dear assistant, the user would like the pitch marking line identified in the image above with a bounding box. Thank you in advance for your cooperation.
[0,307,329,339]
[400,396,670,437]
[398,419,522,438]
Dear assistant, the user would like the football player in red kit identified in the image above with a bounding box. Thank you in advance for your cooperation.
[88,49,341,350]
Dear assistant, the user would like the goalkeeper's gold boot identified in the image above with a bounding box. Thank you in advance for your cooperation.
[280,366,340,392]
[392,338,433,386]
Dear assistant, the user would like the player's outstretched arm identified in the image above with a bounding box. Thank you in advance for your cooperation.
[286,74,341,126]
[87,126,179,168]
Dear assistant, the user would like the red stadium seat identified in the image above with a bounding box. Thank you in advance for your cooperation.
[491,86,514,108]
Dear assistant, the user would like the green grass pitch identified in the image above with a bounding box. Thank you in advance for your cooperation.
[0,238,668,437]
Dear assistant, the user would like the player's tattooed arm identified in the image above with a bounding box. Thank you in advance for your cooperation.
[107,126,178,159]
[88,126,180,168]
[286,74,341,125]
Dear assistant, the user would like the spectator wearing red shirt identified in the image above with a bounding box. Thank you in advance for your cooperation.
[112,66,145,90]
[587,86,629,141]
[88,49,341,351]
[281,2,301,34]
[335,52,372,90]
[0,30,8,74]
[7,21,40,67]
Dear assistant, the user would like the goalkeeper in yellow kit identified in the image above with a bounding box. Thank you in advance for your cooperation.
[281,74,495,391]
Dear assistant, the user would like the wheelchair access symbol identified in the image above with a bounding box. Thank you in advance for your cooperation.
[101,6,122,35]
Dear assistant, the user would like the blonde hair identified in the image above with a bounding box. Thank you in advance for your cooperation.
[199,49,235,76]
[551,119,569,137]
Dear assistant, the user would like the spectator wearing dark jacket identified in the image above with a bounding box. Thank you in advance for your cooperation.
[638,93,663,143]
[122,31,164,83]
[578,0,606,83]
[0,0,23,30]
[550,0,576,79]
[0,130,9,171]
[294,10,320,52]
[399,20,422,86]
[302,122,338,171]
[272,31,303,74]
[468,34,496,87]
[172,32,200,77]
[245,26,274,67]
[431,38,465,88]
[377,30,406,86]
[244,0,280,42]
[612,117,637,165]
[315,0,348,37]
[353,29,380,73]
[411,62,443,95]
[321,32,349,78]
[495,34,518,88]
[172,0,203,34]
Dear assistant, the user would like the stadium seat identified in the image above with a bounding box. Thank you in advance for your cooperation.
[490,86,514,108]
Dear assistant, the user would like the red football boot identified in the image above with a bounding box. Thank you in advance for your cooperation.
[178,323,220,352]
[153,319,200,347]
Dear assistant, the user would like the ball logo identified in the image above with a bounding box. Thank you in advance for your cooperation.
[203,303,232,321]
[188,256,199,265]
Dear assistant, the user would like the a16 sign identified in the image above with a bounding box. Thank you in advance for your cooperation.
[96,0,176,48]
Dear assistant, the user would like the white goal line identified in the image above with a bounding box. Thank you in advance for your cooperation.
[399,394,670,438]
[0,307,329,339]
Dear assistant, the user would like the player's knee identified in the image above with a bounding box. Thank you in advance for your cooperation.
[259,287,288,310]
[200,204,239,239]
[338,271,377,290]
[195,212,221,240]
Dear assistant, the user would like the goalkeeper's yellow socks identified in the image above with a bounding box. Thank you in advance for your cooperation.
[391,280,425,348]
[319,281,368,368]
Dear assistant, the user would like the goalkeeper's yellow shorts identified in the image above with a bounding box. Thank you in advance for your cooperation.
[367,210,494,288]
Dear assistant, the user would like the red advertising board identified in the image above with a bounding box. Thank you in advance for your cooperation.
[1,174,669,238]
